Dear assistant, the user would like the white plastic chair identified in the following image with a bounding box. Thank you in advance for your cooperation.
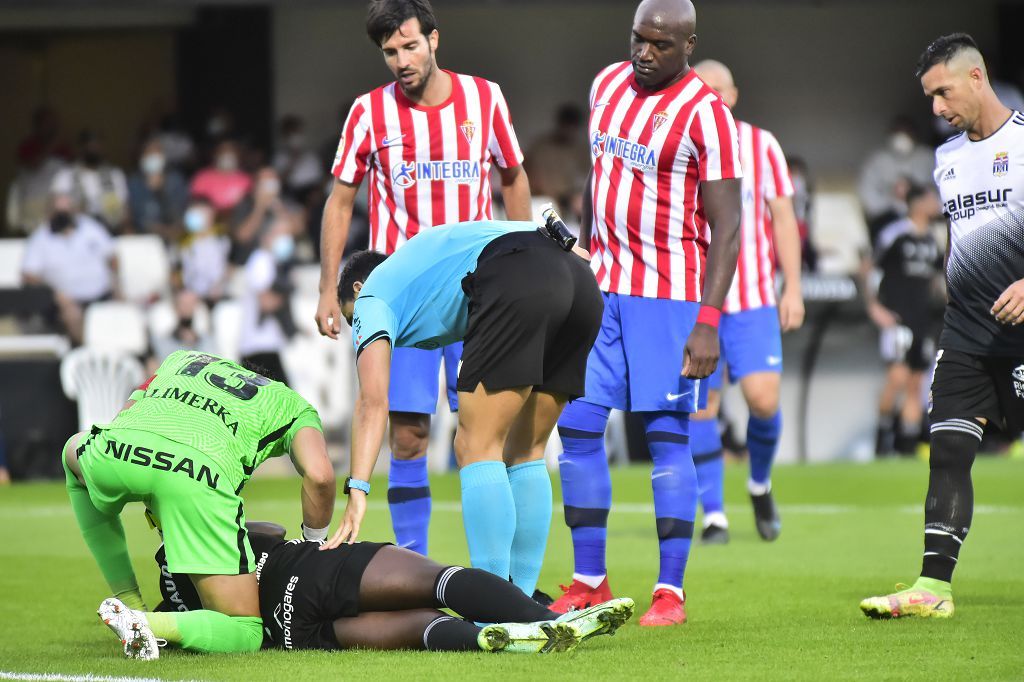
[115,235,171,303]
[146,298,211,343]
[290,264,323,298]
[0,239,26,288]
[83,301,148,356]
[60,348,145,430]
[211,299,243,360]
[810,192,869,276]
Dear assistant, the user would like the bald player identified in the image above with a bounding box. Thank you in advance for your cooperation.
[689,60,804,544]
[551,0,741,625]
[861,33,1024,619]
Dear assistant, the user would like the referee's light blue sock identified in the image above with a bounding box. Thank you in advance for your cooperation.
[642,411,696,590]
[748,412,782,486]
[460,460,516,580]
[387,455,431,555]
[691,417,725,516]
[507,459,552,596]
[557,400,612,580]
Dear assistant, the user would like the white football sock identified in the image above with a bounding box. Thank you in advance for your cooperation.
[573,573,606,589]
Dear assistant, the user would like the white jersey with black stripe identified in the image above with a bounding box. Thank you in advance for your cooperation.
[932,110,1024,356]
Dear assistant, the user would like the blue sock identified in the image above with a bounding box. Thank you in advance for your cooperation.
[691,418,725,515]
[747,412,782,486]
[642,411,696,590]
[557,400,612,579]
[507,460,552,596]
[460,461,516,579]
[387,455,431,555]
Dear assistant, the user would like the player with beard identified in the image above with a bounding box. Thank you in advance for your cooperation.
[861,33,1024,619]
[315,0,534,581]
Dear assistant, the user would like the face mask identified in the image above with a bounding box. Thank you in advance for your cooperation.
[271,234,295,262]
[50,211,74,233]
[216,154,238,172]
[889,132,914,155]
[83,151,101,167]
[260,178,280,195]
[141,153,165,175]
[184,207,209,233]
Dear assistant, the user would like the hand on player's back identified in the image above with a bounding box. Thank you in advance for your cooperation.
[991,278,1024,325]
[315,291,342,340]
[682,324,720,379]
[321,491,367,550]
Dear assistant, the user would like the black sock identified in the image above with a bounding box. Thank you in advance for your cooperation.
[434,566,556,623]
[422,616,481,651]
[921,423,980,583]
[876,414,896,455]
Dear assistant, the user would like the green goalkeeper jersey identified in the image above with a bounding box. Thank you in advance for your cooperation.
[105,350,323,491]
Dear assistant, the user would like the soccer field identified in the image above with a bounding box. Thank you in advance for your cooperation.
[1,459,1022,681]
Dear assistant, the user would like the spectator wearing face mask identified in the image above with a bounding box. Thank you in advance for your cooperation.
[149,289,217,371]
[6,107,70,235]
[857,116,935,241]
[179,196,230,306]
[21,183,119,345]
[189,140,252,214]
[127,138,189,241]
[51,130,129,233]
[237,217,298,384]
[231,166,302,266]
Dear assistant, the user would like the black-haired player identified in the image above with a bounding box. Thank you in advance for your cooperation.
[861,33,1024,619]
[151,521,633,653]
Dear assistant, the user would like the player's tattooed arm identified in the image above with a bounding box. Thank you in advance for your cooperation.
[316,180,360,340]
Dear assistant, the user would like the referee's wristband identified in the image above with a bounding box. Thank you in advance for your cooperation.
[696,305,722,329]
[344,477,371,496]
[301,523,329,542]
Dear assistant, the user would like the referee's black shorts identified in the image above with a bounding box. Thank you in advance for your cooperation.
[929,348,1024,433]
[456,230,603,400]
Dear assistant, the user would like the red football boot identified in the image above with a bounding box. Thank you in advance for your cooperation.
[549,577,614,614]
[638,588,687,626]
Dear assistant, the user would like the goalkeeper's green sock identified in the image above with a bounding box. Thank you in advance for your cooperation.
[144,611,264,653]
[64,450,145,610]
[912,576,953,598]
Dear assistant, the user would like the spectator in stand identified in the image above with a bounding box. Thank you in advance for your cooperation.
[523,103,591,214]
[189,139,252,215]
[179,196,230,305]
[21,181,118,345]
[154,112,197,173]
[230,166,302,266]
[148,290,217,371]
[274,115,324,202]
[857,116,935,241]
[51,130,129,233]
[127,138,189,241]
[6,145,67,236]
[861,185,944,456]
[238,217,298,383]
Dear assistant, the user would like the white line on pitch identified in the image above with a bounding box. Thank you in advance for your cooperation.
[0,672,199,682]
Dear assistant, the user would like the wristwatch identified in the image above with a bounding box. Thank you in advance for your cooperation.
[344,476,371,495]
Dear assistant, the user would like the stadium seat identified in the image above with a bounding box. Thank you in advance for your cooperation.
[810,192,869,275]
[115,235,171,304]
[0,239,26,288]
[290,264,322,298]
[146,298,211,343]
[83,301,148,356]
[60,347,145,431]
[211,299,243,360]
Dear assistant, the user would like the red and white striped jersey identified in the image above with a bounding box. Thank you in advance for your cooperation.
[722,120,794,313]
[588,62,741,301]
[331,70,524,254]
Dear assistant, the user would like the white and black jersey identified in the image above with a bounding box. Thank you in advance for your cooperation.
[933,112,1024,356]
[875,218,944,333]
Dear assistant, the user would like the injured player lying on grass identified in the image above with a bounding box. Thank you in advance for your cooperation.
[100,521,633,658]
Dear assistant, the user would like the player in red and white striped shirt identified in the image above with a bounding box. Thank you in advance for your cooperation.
[688,59,805,546]
[551,0,742,627]
[313,0,532,569]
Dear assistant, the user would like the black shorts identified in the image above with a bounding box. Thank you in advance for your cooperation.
[456,230,604,399]
[929,348,1024,433]
[258,539,388,650]
[879,324,936,371]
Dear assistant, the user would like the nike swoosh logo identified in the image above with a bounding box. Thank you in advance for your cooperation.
[767,356,782,366]
[652,471,672,480]
[593,101,610,109]
[381,134,405,147]
[666,392,690,401]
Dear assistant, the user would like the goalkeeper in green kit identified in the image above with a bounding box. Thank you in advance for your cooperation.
[61,350,337,659]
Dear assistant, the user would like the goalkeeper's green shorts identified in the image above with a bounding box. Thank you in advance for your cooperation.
[74,426,255,576]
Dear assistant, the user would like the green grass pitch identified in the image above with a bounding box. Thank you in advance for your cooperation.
[1,459,1022,681]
